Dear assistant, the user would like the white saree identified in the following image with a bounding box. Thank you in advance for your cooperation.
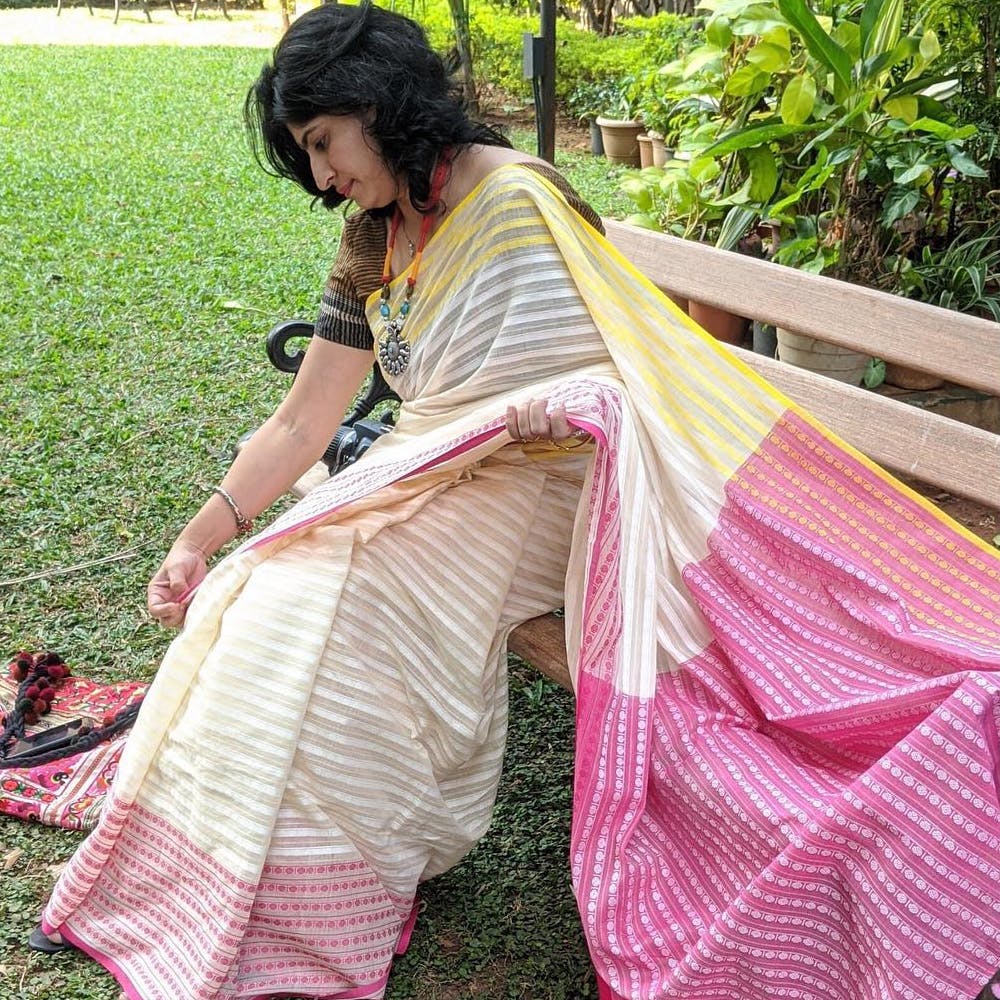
[44,165,1000,1000]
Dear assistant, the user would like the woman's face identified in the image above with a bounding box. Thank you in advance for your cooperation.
[289,114,398,209]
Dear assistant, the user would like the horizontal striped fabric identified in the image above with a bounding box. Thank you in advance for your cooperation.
[44,165,1000,1000]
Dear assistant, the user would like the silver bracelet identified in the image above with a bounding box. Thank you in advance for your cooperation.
[213,486,254,536]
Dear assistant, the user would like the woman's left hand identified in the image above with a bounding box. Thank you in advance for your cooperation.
[505,399,579,443]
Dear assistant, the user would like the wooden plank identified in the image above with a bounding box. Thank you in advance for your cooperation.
[736,347,1000,508]
[508,613,571,690]
[604,220,1000,396]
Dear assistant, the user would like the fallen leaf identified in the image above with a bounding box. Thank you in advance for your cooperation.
[3,847,24,871]
[218,299,267,314]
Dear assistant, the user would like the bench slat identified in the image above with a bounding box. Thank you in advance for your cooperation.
[604,220,1000,396]
[507,613,571,689]
[736,347,1000,508]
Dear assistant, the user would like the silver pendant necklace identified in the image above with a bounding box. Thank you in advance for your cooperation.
[375,152,451,377]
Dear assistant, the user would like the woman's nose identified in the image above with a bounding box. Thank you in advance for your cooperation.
[310,152,334,191]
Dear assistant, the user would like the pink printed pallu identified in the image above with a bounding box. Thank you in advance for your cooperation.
[43,165,1000,1000]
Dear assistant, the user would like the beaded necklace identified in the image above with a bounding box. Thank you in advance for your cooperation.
[376,151,452,377]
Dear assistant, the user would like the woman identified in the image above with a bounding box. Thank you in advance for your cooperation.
[35,4,1000,1000]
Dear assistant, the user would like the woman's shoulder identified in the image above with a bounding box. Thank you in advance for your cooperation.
[454,147,604,233]
[452,146,549,195]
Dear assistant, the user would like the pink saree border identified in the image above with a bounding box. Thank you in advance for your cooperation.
[43,795,419,999]
[569,401,1000,1000]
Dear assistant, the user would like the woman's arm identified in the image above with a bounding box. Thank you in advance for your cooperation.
[148,338,373,626]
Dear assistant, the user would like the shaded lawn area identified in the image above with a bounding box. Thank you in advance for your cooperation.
[0,43,634,1000]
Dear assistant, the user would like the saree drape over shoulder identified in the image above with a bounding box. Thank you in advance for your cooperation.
[44,166,1000,1000]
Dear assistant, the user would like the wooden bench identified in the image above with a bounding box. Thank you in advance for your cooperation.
[291,220,1000,693]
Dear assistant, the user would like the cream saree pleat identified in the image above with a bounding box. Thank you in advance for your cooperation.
[44,164,1000,1000]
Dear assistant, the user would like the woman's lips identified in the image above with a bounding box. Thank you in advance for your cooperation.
[337,181,353,198]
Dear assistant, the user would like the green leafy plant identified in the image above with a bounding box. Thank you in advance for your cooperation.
[566,78,619,124]
[619,0,989,276]
[604,72,645,121]
[889,221,1000,321]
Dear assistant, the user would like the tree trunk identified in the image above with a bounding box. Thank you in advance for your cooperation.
[983,8,996,101]
[279,0,292,33]
[447,0,478,111]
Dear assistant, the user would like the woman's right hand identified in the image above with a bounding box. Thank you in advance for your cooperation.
[147,540,209,629]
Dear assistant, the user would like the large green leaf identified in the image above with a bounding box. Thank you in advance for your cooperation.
[747,41,791,72]
[858,0,883,56]
[882,95,919,124]
[704,121,811,157]
[744,146,779,202]
[947,147,988,179]
[777,0,852,91]
[715,205,759,251]
[621,176,654,213]
[906,117,974,140]
[918,29,941,64]
[880,186,920,226]
[622,213,662,232]
[780,74,816,125]
[724,64,770,97]
[705,16,734,49]
[866,0,902,60]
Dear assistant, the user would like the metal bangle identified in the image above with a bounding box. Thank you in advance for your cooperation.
[213,486,254,535]
[552,437,589,451]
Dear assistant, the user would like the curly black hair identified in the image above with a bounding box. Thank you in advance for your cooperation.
[244,1,511,216]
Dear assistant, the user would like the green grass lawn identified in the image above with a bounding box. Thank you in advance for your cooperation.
[0,43,630,1000]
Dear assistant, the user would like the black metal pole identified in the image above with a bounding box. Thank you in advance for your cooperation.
[539,0,556,163]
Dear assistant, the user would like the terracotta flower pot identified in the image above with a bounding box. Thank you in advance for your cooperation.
[637,133,654,168]
[883,362,945,390]
[649,135,673,166]
[596,116,643,166]
[688,301,748,345]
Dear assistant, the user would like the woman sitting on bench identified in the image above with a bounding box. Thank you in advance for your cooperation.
[34,4,1000,999]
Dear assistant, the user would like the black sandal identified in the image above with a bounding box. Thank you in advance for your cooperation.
[28,925,73,954]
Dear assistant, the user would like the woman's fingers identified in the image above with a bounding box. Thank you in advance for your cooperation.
[506,400,575,442]
[547,404,573,441]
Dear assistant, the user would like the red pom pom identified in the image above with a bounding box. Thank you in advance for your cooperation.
[24,711,39,726]
[46,665,67,681]
[36,677,51,690]
[25,685,41,700]
[102,713,117,728]
[10,663,28,682]
[38,652,63,667]
[39,688,56,704]
[33,698,49,715]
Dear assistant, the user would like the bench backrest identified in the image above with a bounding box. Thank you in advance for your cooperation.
[604,220,1000,509]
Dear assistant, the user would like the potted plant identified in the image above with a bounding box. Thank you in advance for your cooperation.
[875,221,1000,388]
[565,79,619,156]
[596,74,645,166]
[636,70,683,166]
[619,0,988,380]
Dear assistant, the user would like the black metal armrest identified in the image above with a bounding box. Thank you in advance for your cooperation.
[266,319,315,375]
